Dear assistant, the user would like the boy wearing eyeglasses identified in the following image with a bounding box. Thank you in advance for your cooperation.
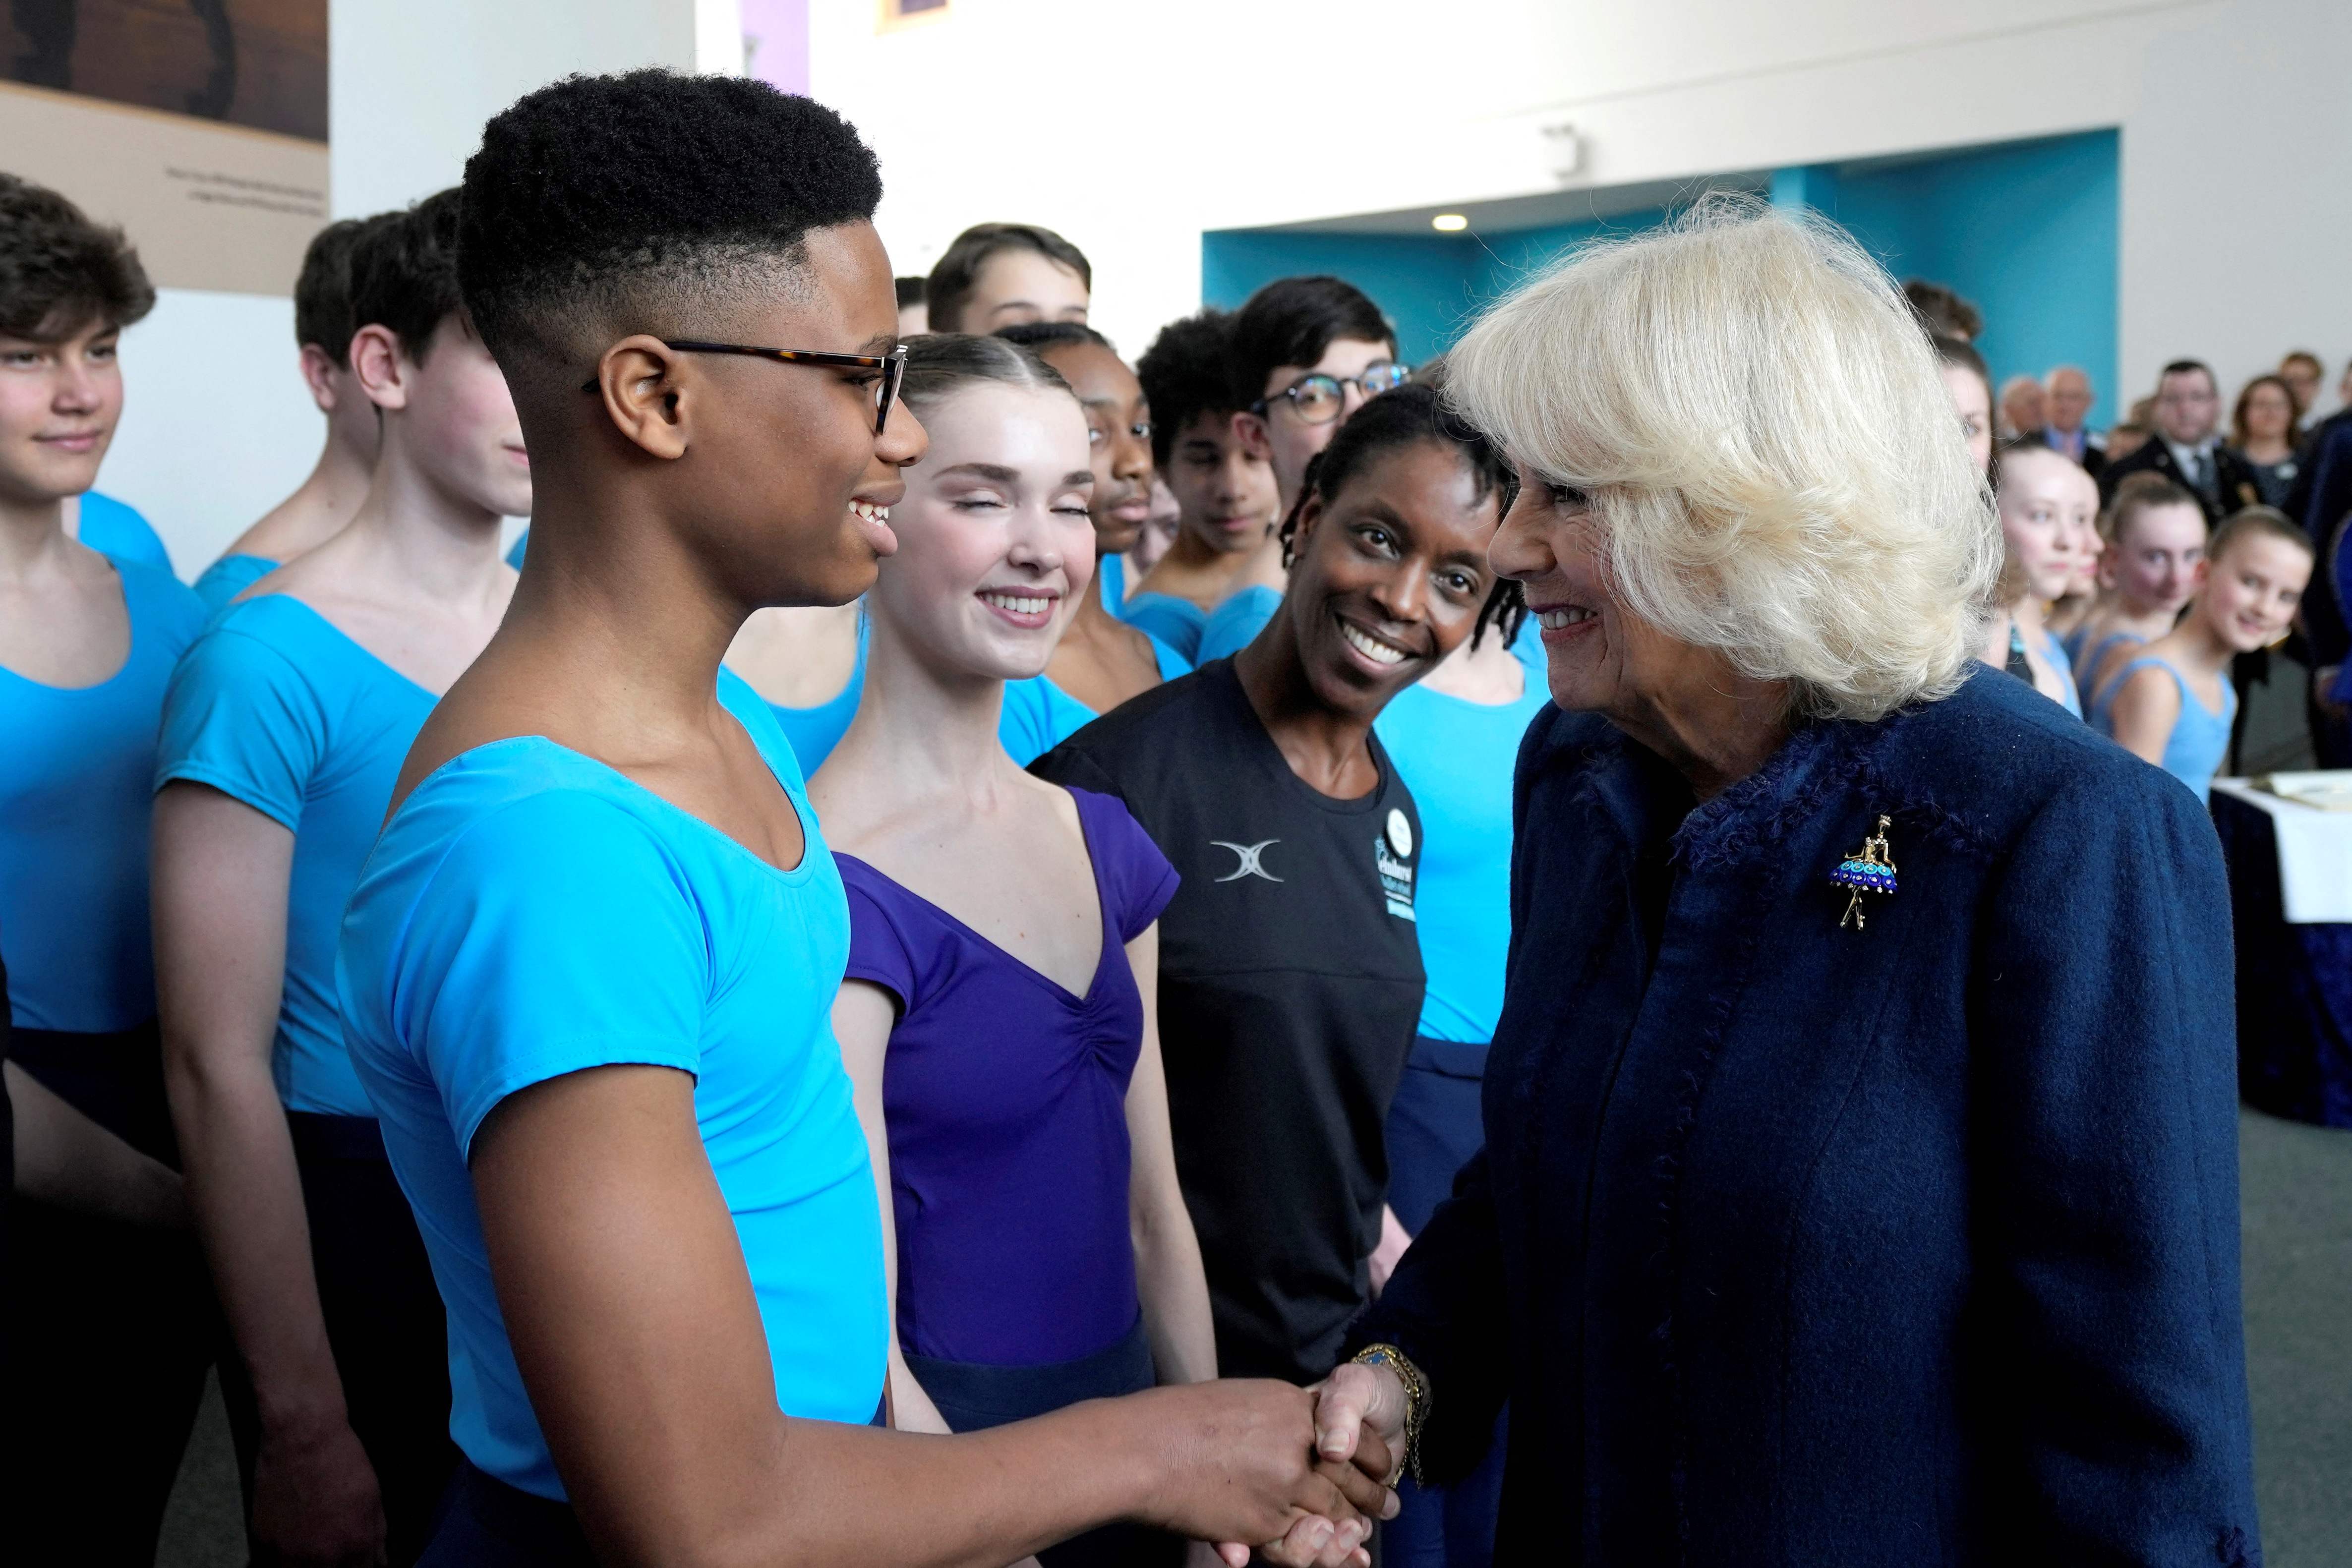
[329,71,1390,1567]
[1229,276,1407,518]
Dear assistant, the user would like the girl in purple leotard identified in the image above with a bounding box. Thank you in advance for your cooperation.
[811,335,1214,1568]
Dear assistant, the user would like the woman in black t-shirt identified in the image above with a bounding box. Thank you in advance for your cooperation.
[1033,385,1519,1385]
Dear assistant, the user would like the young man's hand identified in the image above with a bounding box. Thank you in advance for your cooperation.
[1129,1378,1394,1566]
[250,1412,387,1567]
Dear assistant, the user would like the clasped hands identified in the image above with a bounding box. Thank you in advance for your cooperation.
[1162,1358,1413,1568]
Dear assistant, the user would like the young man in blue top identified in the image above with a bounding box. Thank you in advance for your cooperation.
[193,214,391,610]
[0,169,215,1566]
[336,71,1388,1568]
[154,190,526,1565]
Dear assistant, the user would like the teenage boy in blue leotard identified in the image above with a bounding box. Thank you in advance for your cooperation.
[333,70,1389,1568]
[193,214,392,610]
[155,190,527,1566]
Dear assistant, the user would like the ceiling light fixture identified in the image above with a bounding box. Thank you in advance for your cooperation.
[1431,213,1469,232]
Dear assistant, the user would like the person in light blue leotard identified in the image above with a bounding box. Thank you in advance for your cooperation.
[73,491,173,573]
[0,170,217,1561]
[151,191,526,1565]
[996,322,1190,732]
[2064,478,2208,712]
[1991,444,2098,719]
[194,216,394,611]
[333,78,1379,1566]
[2096,508,2313,801]
[1121,311,1284,663]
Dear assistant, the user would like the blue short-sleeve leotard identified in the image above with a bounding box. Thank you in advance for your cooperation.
[0,555,207,1032]
[156,595,439,1114]
[999,637,1191,766]
[74,493,174,576]
[193,553,279,612]
[336,672,887,1499]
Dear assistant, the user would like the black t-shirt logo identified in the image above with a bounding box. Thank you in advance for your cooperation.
[1211,839,1283,883]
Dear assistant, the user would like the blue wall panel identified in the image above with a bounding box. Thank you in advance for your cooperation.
[1831,130,2119,427]
[1201,129,2118,422]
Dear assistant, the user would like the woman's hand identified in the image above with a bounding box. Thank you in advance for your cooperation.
[1307,1361,1411,1481]
[1130,1379,1393,1567]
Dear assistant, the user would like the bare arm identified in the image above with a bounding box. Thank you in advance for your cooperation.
[153,782,384,1566]
[1121,926,1217,1387]
[832,981,954,1438]
[2106,667,2184,768]
[6,1061,185,1226]
[472,1062,1390,1568]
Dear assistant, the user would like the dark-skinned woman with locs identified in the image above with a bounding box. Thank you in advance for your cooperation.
[1310,197,2260,1565]
[1032,384,1517,1419]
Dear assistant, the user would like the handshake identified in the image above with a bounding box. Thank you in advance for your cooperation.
[1144,1357,1415,1567]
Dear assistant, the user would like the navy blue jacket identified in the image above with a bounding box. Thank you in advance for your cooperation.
[1354,666,2259,1566]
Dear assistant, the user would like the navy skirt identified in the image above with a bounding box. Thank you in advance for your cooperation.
[908,1317,1182,1567]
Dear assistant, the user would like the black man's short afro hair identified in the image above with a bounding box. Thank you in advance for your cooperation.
[1135,310,1239,469]
[456,69,882,383]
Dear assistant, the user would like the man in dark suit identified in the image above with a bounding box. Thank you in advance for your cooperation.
[2099,359,2260,522]
[2035,365,2106,477]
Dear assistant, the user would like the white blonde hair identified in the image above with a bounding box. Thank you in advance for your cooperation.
[1447,193,2000,722]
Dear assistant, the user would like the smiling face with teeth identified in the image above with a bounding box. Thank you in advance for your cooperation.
[1269,439,1504,720]
[866,378,1098,682]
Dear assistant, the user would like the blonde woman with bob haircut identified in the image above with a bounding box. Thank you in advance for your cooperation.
[1313,195,2260,1566]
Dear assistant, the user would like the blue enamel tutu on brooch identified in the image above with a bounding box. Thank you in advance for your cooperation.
[1831,814,1897,929]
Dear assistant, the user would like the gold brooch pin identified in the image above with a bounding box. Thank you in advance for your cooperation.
[1830,814,1898,930]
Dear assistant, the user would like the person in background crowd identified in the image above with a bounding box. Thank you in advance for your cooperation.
[2096,507,2312,801]
[0,175,174,576]
[993,321,1189,762]
[1903,277,1981,342]
[1232,276,1404,520]
[814,334,1214,1568]
[1033,384,1510,1397]
[895,274,928,338]
[2106,419,2154,465]
[336,71,1386,1567]
[2101,359,2259,523]
[194,215,391,610]
[2279,349,2324,440]
[1931,334,1994,475]
[2285,399,2352,767]
[2067,474,2209,698]
[2231,373,2301,507]
[0,170,214,1567]
[1985,442,2094,716]
[1998,374,2047,442]
[1127,475,1180,590]
[2045,518,2103,649]
[2037,364,2106,475]
[153,191,525,1566]
[1315,193,2258,1568]
[925,222,1091,335]
[1122,310,1280,659]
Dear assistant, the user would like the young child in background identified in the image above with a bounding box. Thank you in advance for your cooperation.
[2066,474,2207,700]
[1121,310,1279,660]
[1985,443,2096,716]
[2096,506,2312,802]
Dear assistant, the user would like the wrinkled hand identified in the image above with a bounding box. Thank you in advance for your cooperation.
[1134,1379,1395,1568]
[1307,1361,1410,1484]
[250,1414,387,1567]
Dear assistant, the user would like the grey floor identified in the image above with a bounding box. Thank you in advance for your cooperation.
[156,1107,2352,1565]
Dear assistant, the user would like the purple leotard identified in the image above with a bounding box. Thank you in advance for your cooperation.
[838,787,1178,1367]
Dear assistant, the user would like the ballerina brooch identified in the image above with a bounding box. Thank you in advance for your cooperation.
[1830,814,1897,930]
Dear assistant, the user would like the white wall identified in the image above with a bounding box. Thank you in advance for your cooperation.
[97,0,715,576]
[811,0,2352,411]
